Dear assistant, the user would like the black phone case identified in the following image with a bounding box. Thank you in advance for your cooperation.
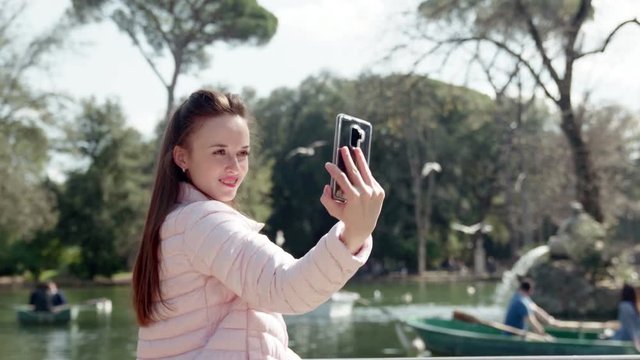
[331,113,372,202]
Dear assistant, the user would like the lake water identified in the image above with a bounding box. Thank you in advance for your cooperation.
[0,280,502,359]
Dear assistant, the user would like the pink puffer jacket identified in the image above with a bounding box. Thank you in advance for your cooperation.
[136,182,372,359]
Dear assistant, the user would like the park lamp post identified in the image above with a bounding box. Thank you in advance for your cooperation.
[417,162,441,275]
[450,222,493,275]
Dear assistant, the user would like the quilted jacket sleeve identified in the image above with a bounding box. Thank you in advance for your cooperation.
[182,209,371,314]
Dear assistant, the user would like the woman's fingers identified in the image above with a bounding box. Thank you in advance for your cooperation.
[325,146,383,207]
[323,148,386,250]
[325,162,359,199]
[340,147,366,189]
[354,147,374,187]
[320,185,342,219]
[352,147,385,200]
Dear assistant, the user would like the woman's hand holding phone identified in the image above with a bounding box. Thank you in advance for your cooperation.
[320,146,385,254]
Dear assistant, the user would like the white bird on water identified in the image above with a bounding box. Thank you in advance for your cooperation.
[401,292,413,304]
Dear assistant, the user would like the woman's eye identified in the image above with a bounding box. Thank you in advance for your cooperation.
[213,149,225,155]
[238,150,250,158]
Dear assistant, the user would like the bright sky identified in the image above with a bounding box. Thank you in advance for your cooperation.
[21,0,640,138]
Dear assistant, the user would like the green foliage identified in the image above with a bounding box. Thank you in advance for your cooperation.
[0,0,68,270]
[583,105,640,220]
[71,0,277,52]
[58,246,83,273]
[6,230,64,281]
[569,213,609,281]
[253,71,627,272]
[253,74,347,255]
[352,74,503,270]
[69,0,278,124]
[236,156,274,223]
[0,125,58,244]
[254,73,508,271]
[415,0,611,223]
[55,98,152,279]
[2,0,637,280]
[418,0,593,41]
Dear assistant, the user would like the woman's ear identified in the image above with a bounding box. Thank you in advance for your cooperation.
[172,145,189,172]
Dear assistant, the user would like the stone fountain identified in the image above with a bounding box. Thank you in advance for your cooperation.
[503,202,629,319]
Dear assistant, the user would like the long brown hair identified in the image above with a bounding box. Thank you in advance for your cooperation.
[133,89,248,326]
[621,283,638,314]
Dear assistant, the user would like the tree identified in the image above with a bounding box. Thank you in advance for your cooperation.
[57,98,151,278]
[469,52,559,255]
[414,0,640,222]
[7,219,65,281]
[582,105,640,221]
[69,0,278,125]
[346,73,503,273]
[255,73,500,273]
[253,75,348,255]
[0,0,69,272]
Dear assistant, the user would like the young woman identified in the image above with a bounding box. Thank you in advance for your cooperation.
[132,89,384,359]
[612,284,640,352]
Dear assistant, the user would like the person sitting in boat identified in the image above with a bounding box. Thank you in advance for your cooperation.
[29,282,53,312]
[611,284,640,352]
[504,278,553,336]
[48,281,67,307]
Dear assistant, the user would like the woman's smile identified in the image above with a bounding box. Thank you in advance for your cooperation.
[219,176,239,187]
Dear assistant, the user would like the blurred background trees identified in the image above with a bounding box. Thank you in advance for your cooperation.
[69,0,278,127]
[0,0,638,280]
[0,0,67,278]
[54,99,151,279]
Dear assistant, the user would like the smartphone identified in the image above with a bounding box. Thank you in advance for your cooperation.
[331,113,372,202]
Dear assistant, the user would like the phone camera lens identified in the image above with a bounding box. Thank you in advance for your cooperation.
[350,126,365,147]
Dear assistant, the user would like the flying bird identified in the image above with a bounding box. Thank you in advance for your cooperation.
[450,222,493,235]
[285,140,327,160]
[275,230,285,247]
[421,162,442,177]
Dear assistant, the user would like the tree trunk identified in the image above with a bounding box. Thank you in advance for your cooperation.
[422,173,437,274]
[558,0,603,222]
[164,84,175,125]
[412,170,427,275]
[164,52,184,125]
[558,97,604,222]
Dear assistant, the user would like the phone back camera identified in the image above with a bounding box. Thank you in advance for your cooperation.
[350,126,365,148]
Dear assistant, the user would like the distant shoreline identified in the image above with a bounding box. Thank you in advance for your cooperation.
[0,274,133,288]
[1,270,502,289]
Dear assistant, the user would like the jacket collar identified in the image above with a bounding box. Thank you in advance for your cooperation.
[178,181,212,204]
[177,182,264,232]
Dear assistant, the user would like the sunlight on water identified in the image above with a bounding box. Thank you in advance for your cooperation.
[1,281,500,359]
[285,303,504,325]
[354,303,503,322]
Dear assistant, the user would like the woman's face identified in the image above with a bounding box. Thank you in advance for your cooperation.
[174,114,250,204]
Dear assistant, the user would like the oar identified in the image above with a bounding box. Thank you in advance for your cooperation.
[550,318,619,330]
[453,310,550,342]
[356,297,427,356]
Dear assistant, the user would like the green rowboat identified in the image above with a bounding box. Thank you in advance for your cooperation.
[16,306,79,325]
[14,298,111,325]
[405,317,638,356]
